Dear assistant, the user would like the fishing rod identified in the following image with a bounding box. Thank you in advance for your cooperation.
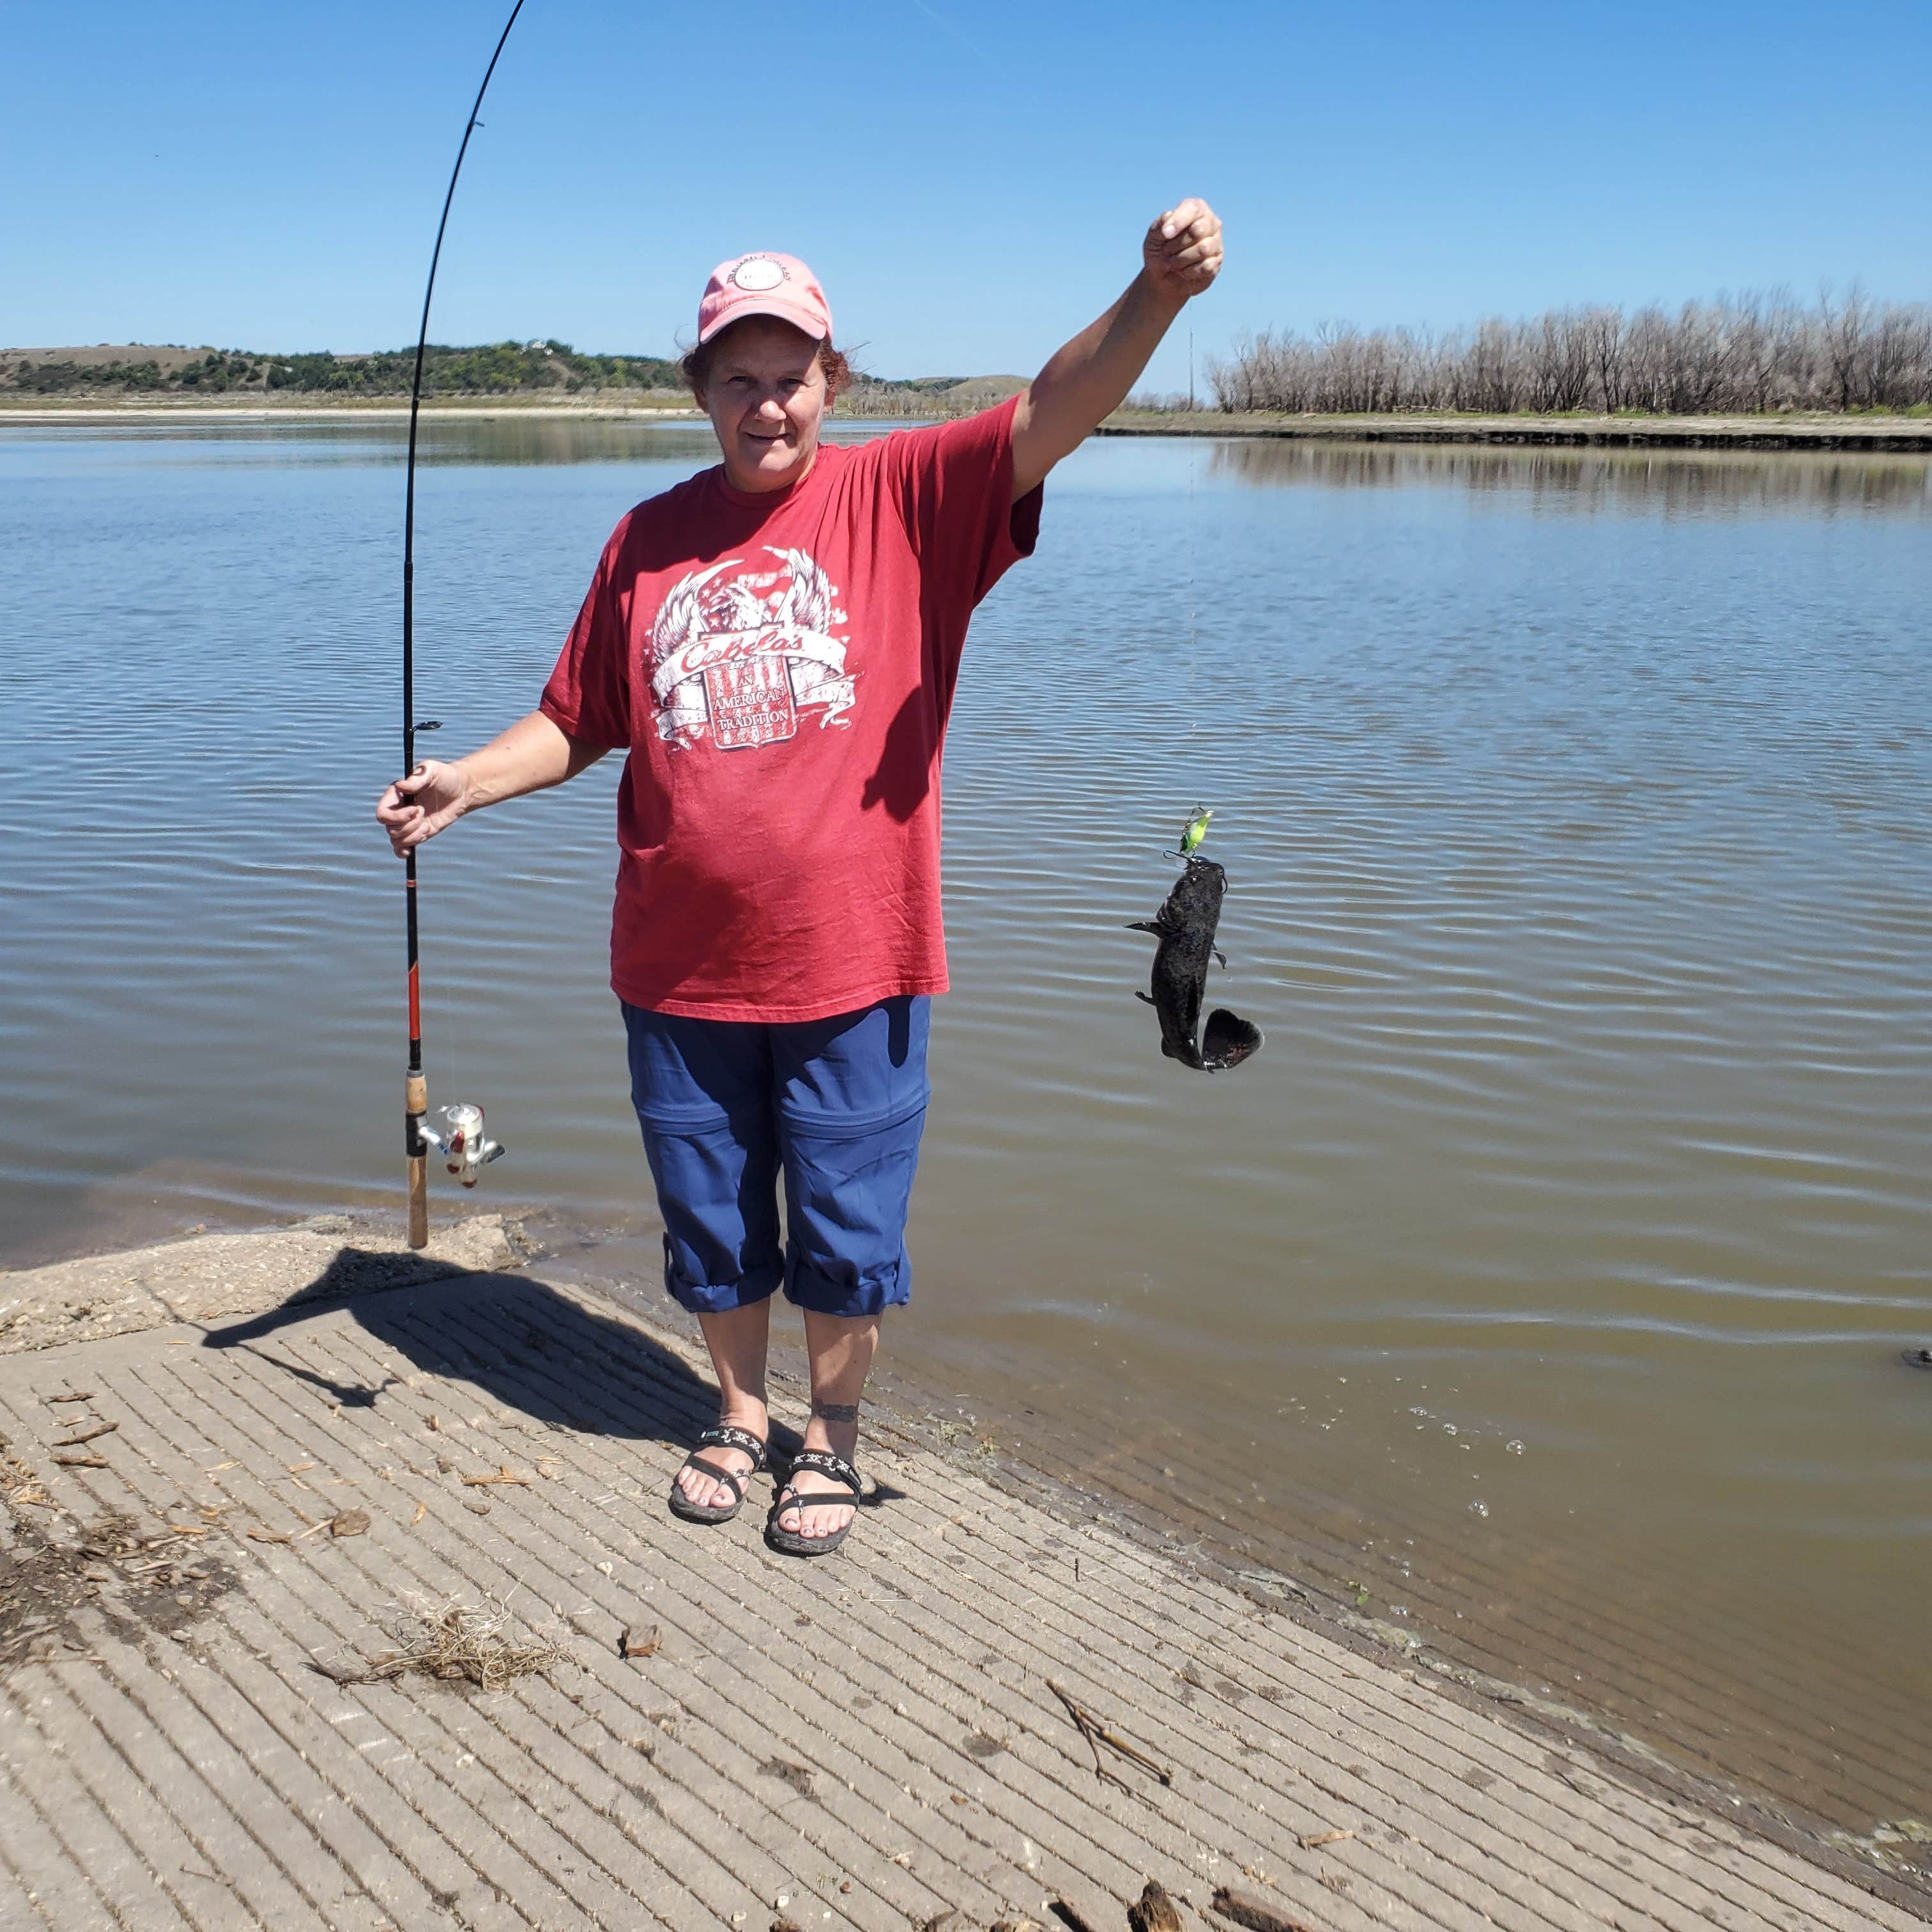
[399,0,524,1245]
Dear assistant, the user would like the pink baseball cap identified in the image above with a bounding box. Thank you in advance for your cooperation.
[697,252,833,346]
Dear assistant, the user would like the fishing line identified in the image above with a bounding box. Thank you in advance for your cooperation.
[1185,326,1199,743]
[399,0,525,1245]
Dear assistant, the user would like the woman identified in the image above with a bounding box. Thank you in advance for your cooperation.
[377,199,1223,1556]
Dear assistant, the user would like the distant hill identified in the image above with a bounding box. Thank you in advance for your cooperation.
[835,371,1029,417]
[0,340,687,399]
[930,374,1029,404]
[0,344,1029,412]
[4,344,213,378]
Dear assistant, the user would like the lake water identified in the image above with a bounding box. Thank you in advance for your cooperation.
[2,417,1928,1878]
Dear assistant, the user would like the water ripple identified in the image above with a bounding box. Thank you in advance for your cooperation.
[5,419,1931,1839]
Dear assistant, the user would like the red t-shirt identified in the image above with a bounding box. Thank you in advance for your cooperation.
[540,396,1042,1022]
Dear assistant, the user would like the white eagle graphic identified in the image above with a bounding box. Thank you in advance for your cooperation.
[648,547,855,751]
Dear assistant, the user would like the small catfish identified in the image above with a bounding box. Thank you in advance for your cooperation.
[1126,855,1264,1073]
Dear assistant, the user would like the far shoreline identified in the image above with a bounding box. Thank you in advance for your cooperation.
[0,397,709,425]
[5,394,1932,450]
[1098,406,1932,452]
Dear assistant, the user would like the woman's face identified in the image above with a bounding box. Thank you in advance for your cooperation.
[698,318,832,493]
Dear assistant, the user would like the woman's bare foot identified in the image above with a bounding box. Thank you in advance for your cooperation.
[770,1307,878,1546]
[672,1399,769,1514]
[769,1393,861,1545]
[769,1446,859,1542]
[675,1301,776,1516]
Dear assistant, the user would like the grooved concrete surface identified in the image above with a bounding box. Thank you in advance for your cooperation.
[0,1256,1913,1932]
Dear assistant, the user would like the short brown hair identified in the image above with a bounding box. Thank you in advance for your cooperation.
[680,323,851,399]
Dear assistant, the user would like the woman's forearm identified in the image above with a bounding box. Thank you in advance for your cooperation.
[455,709,608,811]
[1009,201,1222,501]
[1011,271,1186,496]
[377,709,610,852]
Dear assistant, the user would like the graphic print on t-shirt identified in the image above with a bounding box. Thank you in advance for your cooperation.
[647,546,855,751]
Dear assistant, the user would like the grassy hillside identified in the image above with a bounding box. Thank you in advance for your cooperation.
[0,343,1029,413]
[0,340,688,398]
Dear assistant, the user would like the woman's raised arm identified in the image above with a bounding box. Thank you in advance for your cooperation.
[1009,197,1223,502]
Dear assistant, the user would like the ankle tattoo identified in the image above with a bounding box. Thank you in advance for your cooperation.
[811,1398,860,1424]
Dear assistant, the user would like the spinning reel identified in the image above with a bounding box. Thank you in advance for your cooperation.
[417,1102,505,1189]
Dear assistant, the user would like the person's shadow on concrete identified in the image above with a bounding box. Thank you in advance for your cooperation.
[200,1250,902,1501]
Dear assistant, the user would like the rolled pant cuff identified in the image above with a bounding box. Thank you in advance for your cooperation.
[784,1255,910,1319]
[664,1262,783,1317]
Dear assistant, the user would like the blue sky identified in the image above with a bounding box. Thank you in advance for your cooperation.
[6,0,1929,389]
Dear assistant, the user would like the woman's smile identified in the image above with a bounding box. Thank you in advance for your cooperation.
[699,319,831,493]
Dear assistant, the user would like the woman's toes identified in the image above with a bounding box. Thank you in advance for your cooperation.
[806,1500,850,1538]
[773,1480,854,1540]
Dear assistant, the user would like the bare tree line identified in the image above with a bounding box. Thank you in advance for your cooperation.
[1204,289,1932,417]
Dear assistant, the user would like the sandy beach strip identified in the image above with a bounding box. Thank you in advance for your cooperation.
[7,397,1931,445]
[0,400,707,424]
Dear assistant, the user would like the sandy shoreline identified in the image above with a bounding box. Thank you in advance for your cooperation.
[6,397,1932,448]
[0,399,708,425]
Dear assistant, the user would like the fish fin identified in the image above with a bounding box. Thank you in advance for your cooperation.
[1200,1009,1264,1071]
[1214,948,1228,969]
[1124,919,1162,935]
[1135,991,1156,1006]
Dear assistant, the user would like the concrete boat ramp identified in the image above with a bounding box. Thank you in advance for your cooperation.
[0,1218,1917,1931]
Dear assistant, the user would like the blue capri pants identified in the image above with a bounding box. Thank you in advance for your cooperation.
[622,996,930,1321]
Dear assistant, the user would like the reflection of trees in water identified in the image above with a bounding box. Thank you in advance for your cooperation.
[1208,438,1932,516]
[92,418,729,470]
[412,419,723,468]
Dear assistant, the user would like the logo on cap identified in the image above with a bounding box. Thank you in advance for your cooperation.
[730,257,786,292]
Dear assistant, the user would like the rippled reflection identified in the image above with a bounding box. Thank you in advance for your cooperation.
[1208,433,1932,514]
